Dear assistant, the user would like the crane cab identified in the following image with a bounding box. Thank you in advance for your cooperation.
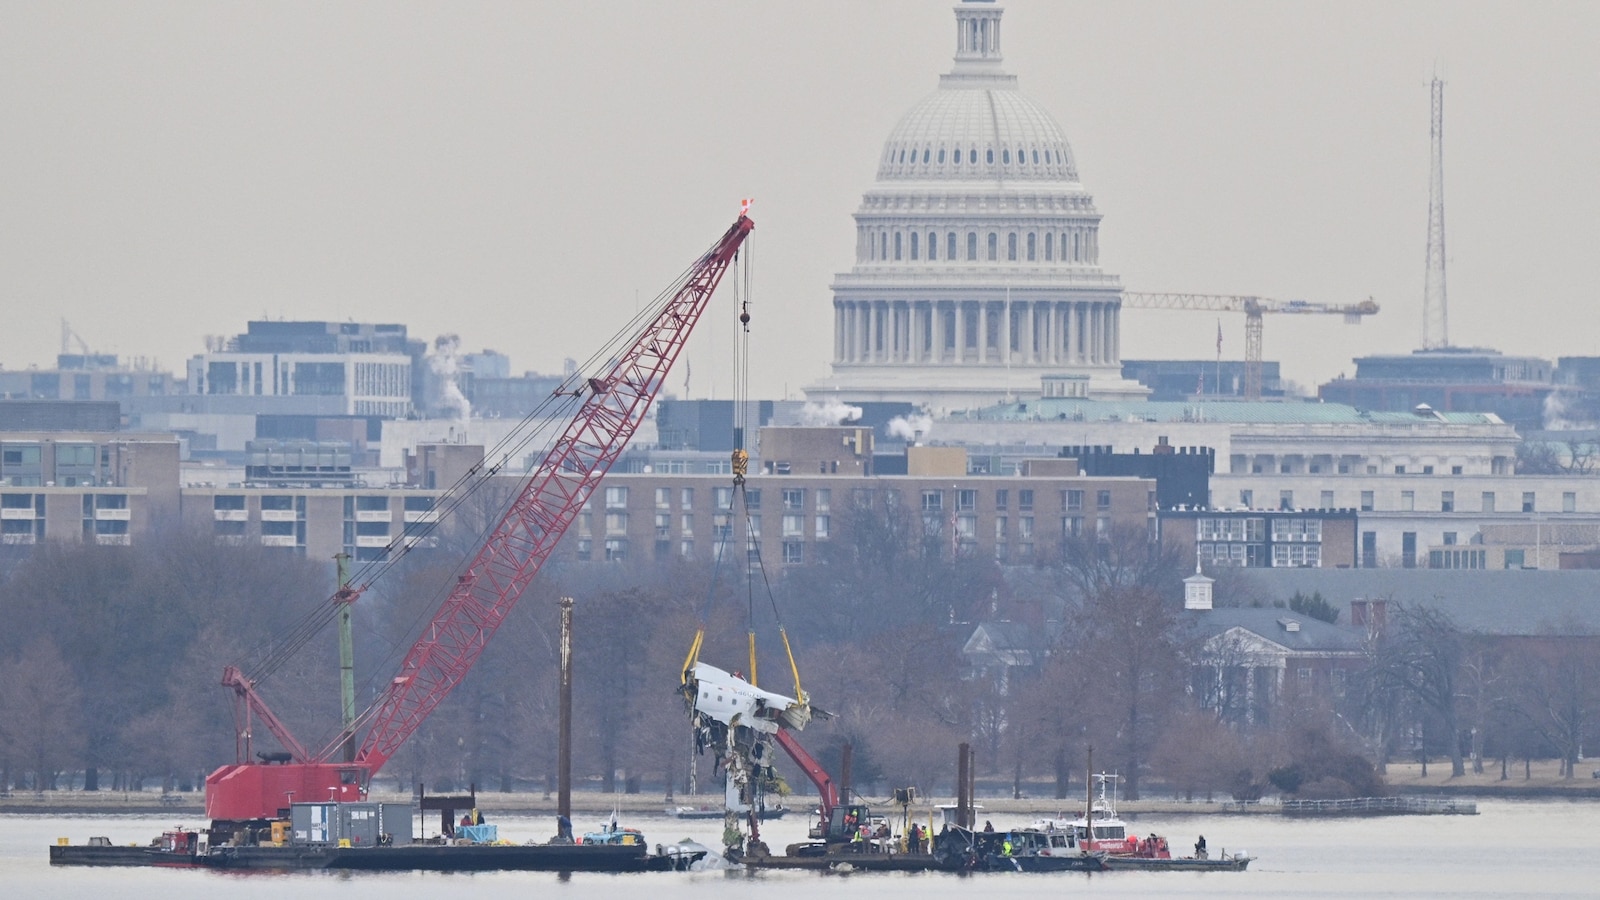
[816,802,876,843]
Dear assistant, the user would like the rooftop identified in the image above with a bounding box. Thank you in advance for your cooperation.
[1237,569,1600,636]
[959,397,1506,427]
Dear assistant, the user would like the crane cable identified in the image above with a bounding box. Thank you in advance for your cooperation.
[681,233,806,705]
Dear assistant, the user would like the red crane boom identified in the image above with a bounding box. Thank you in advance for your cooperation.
[206,213,754,824]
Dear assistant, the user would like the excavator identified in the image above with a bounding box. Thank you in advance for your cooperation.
[203,210,754,841]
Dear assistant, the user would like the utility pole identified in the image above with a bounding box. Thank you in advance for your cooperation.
[1422,77,1450,350]
[558,596,574,834]
[335,553,357,763]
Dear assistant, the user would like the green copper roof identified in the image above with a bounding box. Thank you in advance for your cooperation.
[958,398,1506,426]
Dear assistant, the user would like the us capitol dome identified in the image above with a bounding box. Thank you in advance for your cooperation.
[805,0,1147,412]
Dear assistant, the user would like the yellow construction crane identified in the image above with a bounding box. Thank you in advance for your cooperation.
[1120,293,1379,400]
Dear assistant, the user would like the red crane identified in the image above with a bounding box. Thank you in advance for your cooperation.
[206,213,754,825]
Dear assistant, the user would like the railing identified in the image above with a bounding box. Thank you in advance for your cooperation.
[1281,796,1477,816]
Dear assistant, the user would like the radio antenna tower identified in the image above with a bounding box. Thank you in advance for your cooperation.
[1421,77,1449,350]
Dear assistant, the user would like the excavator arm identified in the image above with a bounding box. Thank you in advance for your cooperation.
[772,728,839,822]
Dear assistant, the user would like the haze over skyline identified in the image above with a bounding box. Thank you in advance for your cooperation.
[2,1,1595,402]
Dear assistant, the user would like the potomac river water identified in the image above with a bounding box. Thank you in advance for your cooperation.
[5,798,1596,898]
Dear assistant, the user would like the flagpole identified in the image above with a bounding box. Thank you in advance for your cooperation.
[1215,319,1223,398]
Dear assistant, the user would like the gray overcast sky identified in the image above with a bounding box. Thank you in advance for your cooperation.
[2,1,1596,401]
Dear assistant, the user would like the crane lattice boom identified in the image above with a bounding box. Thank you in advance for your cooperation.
[206,214,753,823]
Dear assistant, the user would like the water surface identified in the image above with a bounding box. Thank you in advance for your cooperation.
[7,799,1595,897]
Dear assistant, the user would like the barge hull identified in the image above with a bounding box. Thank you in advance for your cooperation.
[1104,855,1251,871]
[53,842,690,873]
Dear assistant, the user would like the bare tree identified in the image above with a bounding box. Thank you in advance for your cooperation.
[0,640,86,790]
[1504,633,1600,779]
[1366,603,1467,777]
[1052,584,1189,798]
[1456,637,1512,775]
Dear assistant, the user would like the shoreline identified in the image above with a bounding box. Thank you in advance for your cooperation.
[7,787,1597,820]
[8,760,1595,818]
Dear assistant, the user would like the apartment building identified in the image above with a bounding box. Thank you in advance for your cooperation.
[0,432,180,545]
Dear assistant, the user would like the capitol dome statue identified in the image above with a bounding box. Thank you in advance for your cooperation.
[805,0,1147,412]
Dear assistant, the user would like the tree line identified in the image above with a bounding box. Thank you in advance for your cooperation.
[1,500,1596,803]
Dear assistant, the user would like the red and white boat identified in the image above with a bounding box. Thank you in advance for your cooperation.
[1032,773,1171,858]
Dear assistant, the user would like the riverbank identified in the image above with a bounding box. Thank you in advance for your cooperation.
[1382,759,1600,799]
[7,758,1596,818]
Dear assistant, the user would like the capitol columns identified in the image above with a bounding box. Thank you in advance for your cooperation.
[953,300,967,363]
[864,301,877,364]
[1022,300,1036,365]
[838,301,851,360]
[1110,303,1120,364]
[975,303,987,364]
